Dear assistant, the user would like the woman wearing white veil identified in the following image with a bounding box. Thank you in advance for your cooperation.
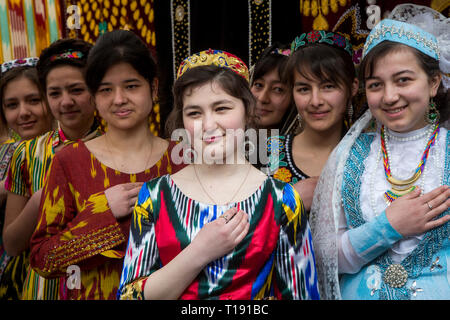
[310,4,450,300]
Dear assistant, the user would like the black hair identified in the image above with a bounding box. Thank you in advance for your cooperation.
[85,30,158,95]
[284,42,357,131]
[36,38,92,92]
[251,43,298,135]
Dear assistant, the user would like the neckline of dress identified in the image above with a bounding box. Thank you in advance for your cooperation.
[167,174,270,207]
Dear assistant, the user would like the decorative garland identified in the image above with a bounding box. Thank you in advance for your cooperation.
[248,0,271,67]
[170,0,190,81]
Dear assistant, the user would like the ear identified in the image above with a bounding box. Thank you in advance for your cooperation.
[429,73,442,98]
[351,77,359,97]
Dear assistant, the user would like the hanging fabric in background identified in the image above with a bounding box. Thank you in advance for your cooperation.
[60,0,160,136]
[248,0,272,67]
[170,0,190,81]
[0,0,62,63]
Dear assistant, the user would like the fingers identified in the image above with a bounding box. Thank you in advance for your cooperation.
[218,207,238,225]
[425,187,450,213]
[419,185,449,203]
[122,182,144,191]
[424,213,450,231]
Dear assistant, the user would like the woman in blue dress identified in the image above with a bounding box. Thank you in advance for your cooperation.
[310,4,450,300]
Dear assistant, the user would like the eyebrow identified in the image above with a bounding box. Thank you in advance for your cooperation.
[4,92,41,101]
[183,99,234,111]
[47,81,85,91]
[366,69,415,81]
[99,78,142,86]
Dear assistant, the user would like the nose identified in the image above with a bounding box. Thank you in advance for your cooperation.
[61,91,74,108]
[113,87,127,105]
[18,102,32,119]
[310,87,323,107]
[382,83,399,105]
[255,86,270,104]
[202,112,218,133]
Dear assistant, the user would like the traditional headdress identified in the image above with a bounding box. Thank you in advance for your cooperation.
[1,57,39,74]
[290,30,353,57]
[363,19,439,60]
[363,4,449,89]
[176,49,249,82]
[49,50,84,62]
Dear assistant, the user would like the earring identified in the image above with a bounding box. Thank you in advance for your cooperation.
[347,103,354,122]
[425,99,440,124]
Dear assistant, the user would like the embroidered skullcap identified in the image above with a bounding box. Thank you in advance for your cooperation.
[1,57,39,74]
[363,19,439,60]
[176,49,249,82]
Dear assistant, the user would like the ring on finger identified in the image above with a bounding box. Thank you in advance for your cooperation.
[220,214,230,223]
[426,201,433,210]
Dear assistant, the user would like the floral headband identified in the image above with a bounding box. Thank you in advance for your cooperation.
[1,57,39,74]
[177,49,249,82]
[271,48,291,56]
[49,50,84,62]
[291,30,353,57]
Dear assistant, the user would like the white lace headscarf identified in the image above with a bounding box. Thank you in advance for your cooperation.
[309,4,449,300]
[388,4,450,89]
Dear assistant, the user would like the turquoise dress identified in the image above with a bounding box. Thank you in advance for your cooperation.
[339,129,450,300]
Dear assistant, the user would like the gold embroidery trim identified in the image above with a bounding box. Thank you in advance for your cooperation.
[42,224,125,274]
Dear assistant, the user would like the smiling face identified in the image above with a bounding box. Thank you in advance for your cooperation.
[2,76,52,139]
[364,48,441,133]
[251,68,291,129]
[46,65,95,136]
[293,70,354,133]
[94,62,157,131]
[182,80,247,164]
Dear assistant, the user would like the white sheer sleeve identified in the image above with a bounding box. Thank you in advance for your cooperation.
[309,110,373,300]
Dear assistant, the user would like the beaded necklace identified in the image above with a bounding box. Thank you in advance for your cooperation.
[380,123,439,203]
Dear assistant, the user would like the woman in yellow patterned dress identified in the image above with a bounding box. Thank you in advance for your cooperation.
[1,39,101,299]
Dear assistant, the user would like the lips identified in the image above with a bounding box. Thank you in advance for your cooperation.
[114,109,132,117]
[309,110,330,119]
[255,108,272,116]
[203,135,223,143]
[382,106,407,114]
[60,110,80,117]
[18,121,36,129]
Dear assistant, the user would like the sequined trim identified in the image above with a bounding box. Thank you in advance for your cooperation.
[43,224,125,274]
[363,19,439,60]
[119,277,147,300]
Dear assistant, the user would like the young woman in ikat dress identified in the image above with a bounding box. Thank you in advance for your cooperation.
[0,59,54,299]
[118,49,320,300]
[309,8,450,300]
[29,30,185,300]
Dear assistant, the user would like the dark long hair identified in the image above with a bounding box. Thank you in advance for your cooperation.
[251,43,298,135]
[85,30,158,96]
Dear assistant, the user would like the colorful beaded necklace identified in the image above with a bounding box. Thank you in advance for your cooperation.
[380,123,440,203]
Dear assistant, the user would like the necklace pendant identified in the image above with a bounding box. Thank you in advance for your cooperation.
[384,186,416,204]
